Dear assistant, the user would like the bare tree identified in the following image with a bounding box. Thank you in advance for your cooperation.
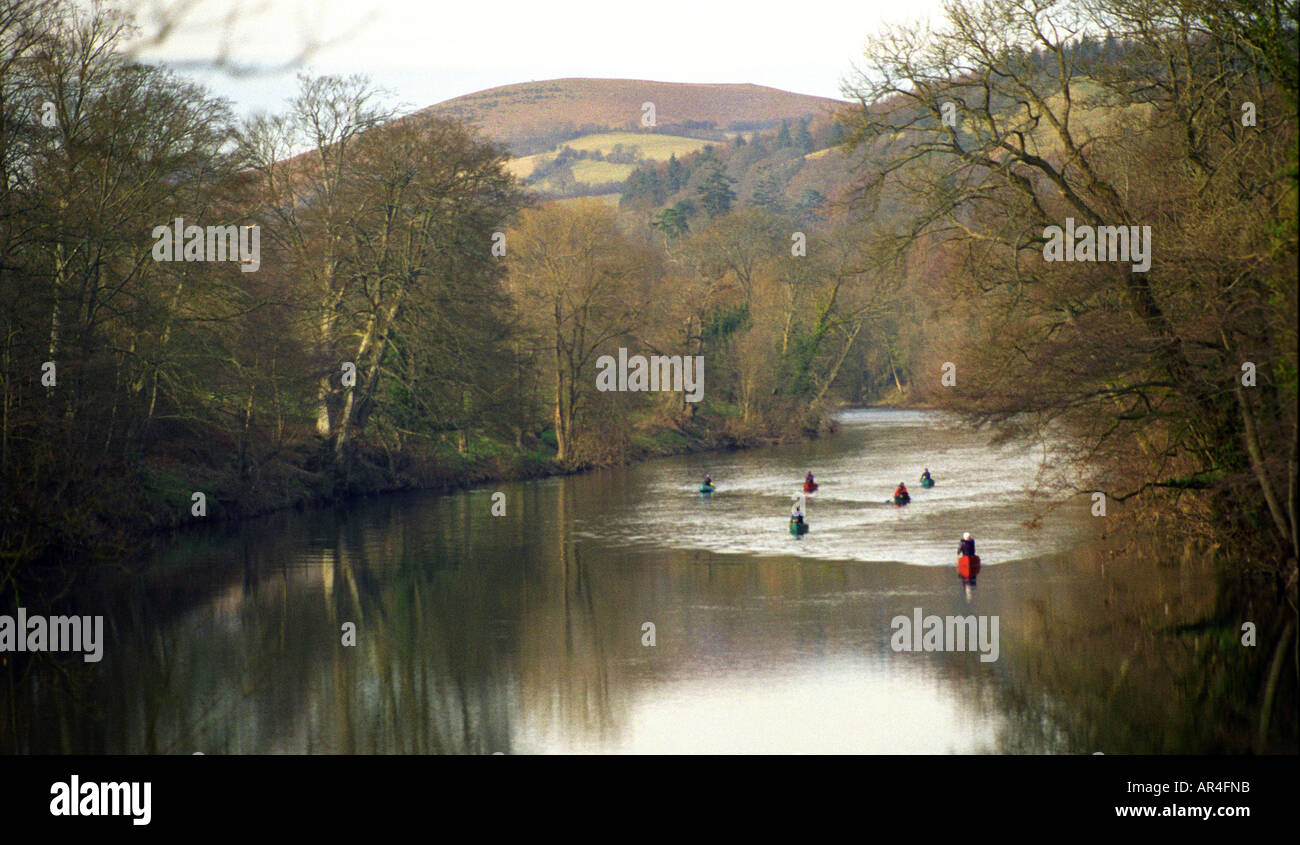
[507,201,651,466]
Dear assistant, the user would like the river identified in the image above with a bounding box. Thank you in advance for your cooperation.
[3,408,1215,754]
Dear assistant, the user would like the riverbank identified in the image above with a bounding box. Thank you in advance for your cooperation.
[866,385,942,411]
[7,409,817,568]
[146,424,767,531]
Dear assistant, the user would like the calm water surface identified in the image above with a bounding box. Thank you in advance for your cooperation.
[5,409,1212,754]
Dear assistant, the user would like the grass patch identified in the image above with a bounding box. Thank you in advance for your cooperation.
[571,159,637,184]
[633,428,691,454]
[505,154,546,179]
[560,131,712,160]
[700,399,743,418]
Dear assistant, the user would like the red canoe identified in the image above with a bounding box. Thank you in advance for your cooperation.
[803,481,818,493]
[957,554,981,578]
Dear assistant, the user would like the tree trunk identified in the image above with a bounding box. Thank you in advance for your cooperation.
[811,321,864,409]
[1233,382,1293,550]
[554,375,567,463]
[553,328,569,463]
[888,351,903,393]
[239,382,255,479]
[316,303,338,437]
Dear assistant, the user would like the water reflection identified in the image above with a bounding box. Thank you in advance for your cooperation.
[2,410,1223,754]
[958,554,982,602]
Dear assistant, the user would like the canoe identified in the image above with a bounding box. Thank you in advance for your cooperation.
[699,483,715,493]
[893,495,910,506]
[957,554,981,579]
[803,481,818,493]
[789,519,809,535]
[920,477,934,488]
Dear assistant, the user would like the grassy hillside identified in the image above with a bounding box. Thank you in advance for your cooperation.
[509,130,714,195]
[560,131,713,159]
[615,108,859,221]
[570,159,637,183]
[505,154,546,179]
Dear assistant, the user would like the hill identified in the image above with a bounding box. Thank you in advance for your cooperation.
[412,78,848,155]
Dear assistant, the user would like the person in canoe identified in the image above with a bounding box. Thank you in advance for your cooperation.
[920,468,934,488]
[700,474,715,493]
[790,495,809,534]
[803,472,818,493]
[893,482,910,505]
[957,532,981,584]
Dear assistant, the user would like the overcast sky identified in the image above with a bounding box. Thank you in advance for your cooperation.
[117,0,947,116]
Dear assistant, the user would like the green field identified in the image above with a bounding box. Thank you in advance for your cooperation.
[530,162,631,193]
[510,131,713,195]
[531,164,633,193]
[559,131,712,159]
[571,159,637,183]
[506,153,546,179]
[509,131,710,175]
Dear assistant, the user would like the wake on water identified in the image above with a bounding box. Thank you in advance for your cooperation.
[574,408,1090,567]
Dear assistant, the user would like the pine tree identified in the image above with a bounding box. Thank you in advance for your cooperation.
[794,118,813,153]
[795,188,826,223]
[695,165,736,218]
[750,173,786,215]
[827,121,845,148]
[666,154,686,193]
[621,166,664,205]
[775,120,792,148]
[651,205,690,239]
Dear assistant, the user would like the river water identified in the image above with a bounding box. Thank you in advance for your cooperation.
[3,408,1215,754]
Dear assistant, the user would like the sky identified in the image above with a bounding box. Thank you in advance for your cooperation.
[116,0,948,117]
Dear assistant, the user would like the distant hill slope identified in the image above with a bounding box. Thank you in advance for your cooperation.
[412,78,849,155]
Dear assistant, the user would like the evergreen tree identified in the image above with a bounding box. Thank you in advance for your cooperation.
[794,188,826,223]
[750,173,787,215]
[794,118,813,153]
[827,121,845,148]
[651,205,690,239]
[695,165,736,218]
[775,119,792,148]
[666,153,686,193]
[621,166,664,205]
